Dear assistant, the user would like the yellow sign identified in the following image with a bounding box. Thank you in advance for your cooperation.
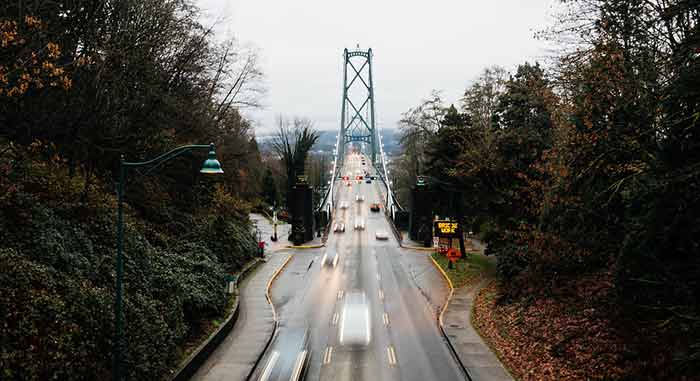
[434,220,460,238]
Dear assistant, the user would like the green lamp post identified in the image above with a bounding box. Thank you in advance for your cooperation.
[113,143,223,381]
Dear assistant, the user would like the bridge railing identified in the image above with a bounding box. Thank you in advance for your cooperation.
[316,131,343,216]
[374,125,404,220]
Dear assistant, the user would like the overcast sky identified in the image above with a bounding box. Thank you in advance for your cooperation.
[196,0,558,134]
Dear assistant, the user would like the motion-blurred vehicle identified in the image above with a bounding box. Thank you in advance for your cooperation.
[370,203,380,212]
[375,230,388,240]
[339,291,371,346]
[354,219,365,230]
[333,223,345,233]
[256,327,310,381]
[321,250,339,267]
[355,194,364,202]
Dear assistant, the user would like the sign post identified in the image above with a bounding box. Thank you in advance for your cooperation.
[434,220,462,269]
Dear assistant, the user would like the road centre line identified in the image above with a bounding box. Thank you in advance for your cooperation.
[337,290,344,300]
[383,313,389,326]
[379,289,384,300]
[332,312,339,325]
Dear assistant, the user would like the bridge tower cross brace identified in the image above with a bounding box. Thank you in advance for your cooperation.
[339,48,378,163]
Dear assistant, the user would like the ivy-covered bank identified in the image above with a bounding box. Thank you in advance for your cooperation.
[0,144,258,380]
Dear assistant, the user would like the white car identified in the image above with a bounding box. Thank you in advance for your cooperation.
[354,219,365,230]
[321,251,339,267]
[355,194,364,202]
[375,230,388,240]
[339,291,370,346]
[333,223,345,233]
[339,202,349,209]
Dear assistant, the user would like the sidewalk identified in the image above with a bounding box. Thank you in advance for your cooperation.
[191,252,290,381]
[441,246,512,381]
[250,213,291,251]
[444,280,513,381]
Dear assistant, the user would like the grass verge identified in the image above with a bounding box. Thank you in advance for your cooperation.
[431,251,496,288]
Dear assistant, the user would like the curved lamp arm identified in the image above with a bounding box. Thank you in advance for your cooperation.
[122,144,212,176]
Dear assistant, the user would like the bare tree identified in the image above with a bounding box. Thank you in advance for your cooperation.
[271,116,319,209]
[461,66,508,131]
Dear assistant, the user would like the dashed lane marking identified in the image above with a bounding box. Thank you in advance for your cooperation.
[387,346,397,366]
[323,346,334,365]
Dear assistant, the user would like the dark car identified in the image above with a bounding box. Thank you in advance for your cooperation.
[256,327,311,381]
[365,179,371,184]
[370,203,380,212]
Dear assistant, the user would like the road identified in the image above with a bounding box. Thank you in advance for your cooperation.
[253,152,465,381]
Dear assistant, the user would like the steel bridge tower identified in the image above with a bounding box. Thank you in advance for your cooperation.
[339,47,378,163]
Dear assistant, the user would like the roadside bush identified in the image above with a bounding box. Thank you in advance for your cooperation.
[0,145,257,379]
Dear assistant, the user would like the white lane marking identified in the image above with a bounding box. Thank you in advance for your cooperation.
[323,346,334,365]
[383,313,390,326]
[332,312,339,325]
[291,350,308,381]
[338,290,344,300]
[259,351,280,381]
[387,346,397,366]
[379,289,384,300]
[376,273,381,281]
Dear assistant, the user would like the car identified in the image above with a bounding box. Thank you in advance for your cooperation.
[354,219,365,230]
[370,203,380,212]
[365,179,371,184]
[255,327,310,381]
[321,250,339,267]
[339,291,371,346]
[340,201,348,209]
[375,230,389,240]
[333,223,345,233]
[355,194,364,202]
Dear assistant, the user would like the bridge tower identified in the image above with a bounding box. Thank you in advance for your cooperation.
[339,47,378,163]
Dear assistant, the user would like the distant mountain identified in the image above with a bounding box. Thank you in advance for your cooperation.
[256,128,402,156]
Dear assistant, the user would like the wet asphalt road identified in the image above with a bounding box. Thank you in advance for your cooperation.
[257,153,465,381]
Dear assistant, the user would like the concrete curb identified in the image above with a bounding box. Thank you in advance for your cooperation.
[402,245,435,252]
[244,254,294,381]
[169,258,262,381]
[428,254,473,381]
[285,244,324,249]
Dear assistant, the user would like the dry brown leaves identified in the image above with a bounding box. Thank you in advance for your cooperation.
[473,275,630,381]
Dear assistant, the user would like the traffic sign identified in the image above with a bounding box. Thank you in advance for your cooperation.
[434,220,461,239]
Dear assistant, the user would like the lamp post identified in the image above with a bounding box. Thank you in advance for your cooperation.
[113,143,223,381]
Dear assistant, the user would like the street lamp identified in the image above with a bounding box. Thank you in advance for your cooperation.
[113,143,223,381]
